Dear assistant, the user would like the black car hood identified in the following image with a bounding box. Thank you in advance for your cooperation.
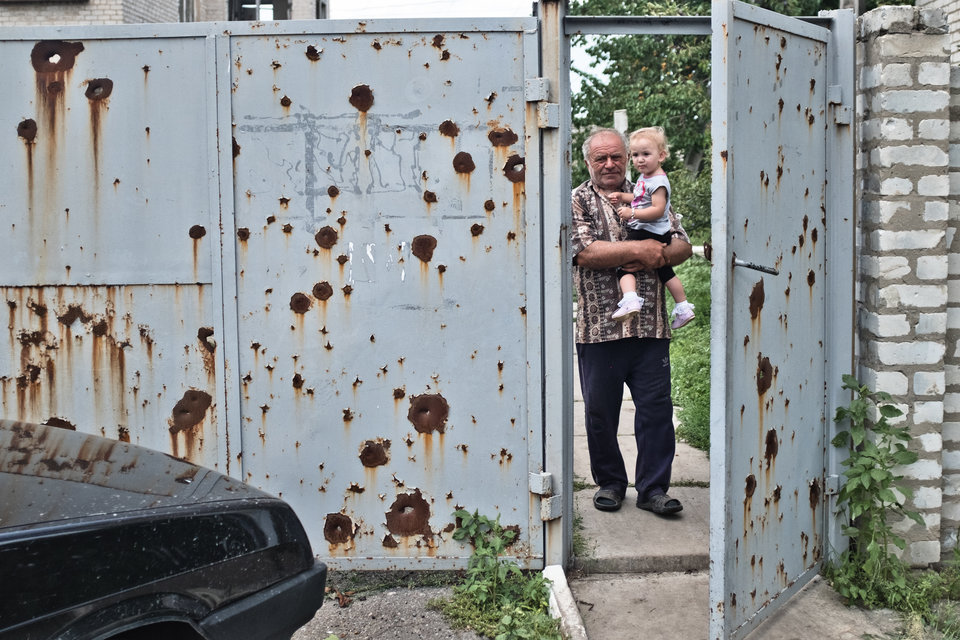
[0,420,268,530]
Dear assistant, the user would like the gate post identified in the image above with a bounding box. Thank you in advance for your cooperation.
[856,6,951,565]
[538,0,574,568]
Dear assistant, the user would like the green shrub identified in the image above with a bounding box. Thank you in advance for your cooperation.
[670,254,711,451]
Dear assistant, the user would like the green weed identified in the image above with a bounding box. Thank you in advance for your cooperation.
[431,510,562,640]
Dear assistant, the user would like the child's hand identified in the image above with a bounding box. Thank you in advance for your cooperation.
[608,193,621,207]
[618,206,632,221]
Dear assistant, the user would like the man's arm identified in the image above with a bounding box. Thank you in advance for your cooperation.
[574,236,692,272]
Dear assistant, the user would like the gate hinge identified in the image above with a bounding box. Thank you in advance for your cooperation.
[525,78,559,129]
[827,85,851,126]
[825,474,841,497]
[529,472,562,520]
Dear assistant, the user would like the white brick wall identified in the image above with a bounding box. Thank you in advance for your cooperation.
[858,5,952,566]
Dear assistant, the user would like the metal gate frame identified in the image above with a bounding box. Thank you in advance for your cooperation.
[561,4,855,638]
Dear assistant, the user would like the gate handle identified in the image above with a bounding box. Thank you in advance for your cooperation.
[733,257,779,276]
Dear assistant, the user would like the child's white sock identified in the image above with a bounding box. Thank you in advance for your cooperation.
[619,291,640,306]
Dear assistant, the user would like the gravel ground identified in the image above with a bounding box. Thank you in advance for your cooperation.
[292,571,486,640]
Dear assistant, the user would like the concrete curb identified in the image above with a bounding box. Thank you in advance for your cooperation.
[544,564,588,640]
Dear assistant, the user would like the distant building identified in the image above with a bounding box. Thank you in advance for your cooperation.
[0,0,328,26]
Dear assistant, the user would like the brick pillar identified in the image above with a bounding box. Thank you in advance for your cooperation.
[858,6,951,565]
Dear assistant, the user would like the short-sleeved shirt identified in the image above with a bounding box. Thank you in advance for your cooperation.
[571,178,689,344]
[627,172,672,236]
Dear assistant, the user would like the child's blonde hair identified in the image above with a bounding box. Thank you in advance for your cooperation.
[629,126,670,159]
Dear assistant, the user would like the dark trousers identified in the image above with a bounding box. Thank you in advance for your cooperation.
[617,227,676,284]
[576,337,674,501]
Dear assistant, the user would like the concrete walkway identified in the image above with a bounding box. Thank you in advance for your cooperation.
[560,360,904,640]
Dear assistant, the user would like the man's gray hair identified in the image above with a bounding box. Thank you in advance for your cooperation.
[581,127,628,163]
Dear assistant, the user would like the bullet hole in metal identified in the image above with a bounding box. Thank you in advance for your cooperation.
[485,92,496,103]
[364,149,372,157]
[360,439,391,467]
[807,113,815,125]
[407,393,449,434]
[57,303,91,326]
[342,284,353,296]
[17,330,43,346]
[431,34,445,48]
[743,335,750,347]
[91,319,108,337]
[471,224,484,237]
[503,155,525,183]
[290,293,312,314]
[382,534,398,548]
[266,215,276,224]
[749,279,765,320]
[423,191,437,203]
[232,137,241,158]
[745,474,757,498]
[315,226,338,249]
[778,97,784,114]
[371,41,382,51]
[386,489,432,537]
[406,235,439,265]
[438,120,459,137]
[169,389,213,433]
[764,429,778,463]
[348,483,364,493]
[384,223,392,233]
[488,128,518,147]
[349,84,374,112]
[43,417,76,431]
[341,408,354,422]
[798,234,805,248]
[292,373,304,389]
[393,388,405,400]
[453,151,475,174]
[440,50,450,61]
[117,426,130,443]
[773,485,782,502]
[189,225,206,239]
[237,227,250,241]
[337,215,346,226]
[484,199,496,212]
[324,513,354,544]
[85,78,113,101]
[198,327,216,352]
[328,185,339,198]
[305,45,322,61]
[807,270,815,287]
[756,354,773,396]
[337,254,348,265]
[437,264,446,274]
[279,196,290,208]
[18,119,37,142]
[31,40,84,73]
[282,224,293,233]
[809,77,815,91]
[280,95,292,107]
[809,478,821,509]
[811,228,818,243]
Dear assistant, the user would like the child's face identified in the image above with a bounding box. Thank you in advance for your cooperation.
[629,137,666,176]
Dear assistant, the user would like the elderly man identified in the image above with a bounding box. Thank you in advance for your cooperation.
[571,127,692,514]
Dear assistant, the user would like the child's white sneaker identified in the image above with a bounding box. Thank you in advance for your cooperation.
[671,301,695,329]
[612,297,643,321]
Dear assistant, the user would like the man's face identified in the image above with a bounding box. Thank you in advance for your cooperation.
[586,133,627,192]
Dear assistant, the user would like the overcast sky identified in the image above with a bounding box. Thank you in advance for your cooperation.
[328,0,537,19]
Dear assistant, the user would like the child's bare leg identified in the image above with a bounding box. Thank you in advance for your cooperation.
[665,276,687,304]
[620,272,638,298]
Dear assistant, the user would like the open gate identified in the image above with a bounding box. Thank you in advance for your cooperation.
[708,3,855,638]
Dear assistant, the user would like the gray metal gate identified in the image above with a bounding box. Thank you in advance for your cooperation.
[708,3,854,638]
[0,17,555,570]
[225,19,546,568]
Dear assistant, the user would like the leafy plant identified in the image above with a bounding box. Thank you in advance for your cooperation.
[824,374,942,619]
[431,510,561,640]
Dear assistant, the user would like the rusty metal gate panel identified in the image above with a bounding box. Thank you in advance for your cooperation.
[709,4,853,638]
[226,18,543,569]
[0,27,230,473]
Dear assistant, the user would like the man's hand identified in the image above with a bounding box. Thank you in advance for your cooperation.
[620,239,667,271]
[573,238,666,271]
